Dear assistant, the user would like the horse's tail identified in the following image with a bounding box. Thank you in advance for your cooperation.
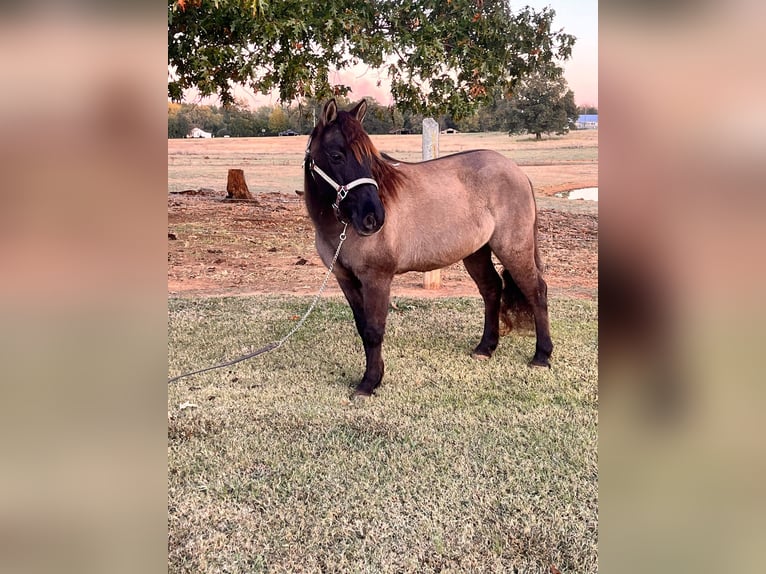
[499,177,541,336]
[499,269,536,336]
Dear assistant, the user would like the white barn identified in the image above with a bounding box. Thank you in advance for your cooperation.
[188,127,213,138]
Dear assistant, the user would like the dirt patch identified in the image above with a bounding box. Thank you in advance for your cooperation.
[168,191,597,300]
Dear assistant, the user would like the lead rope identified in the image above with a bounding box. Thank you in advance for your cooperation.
[167,223,348,384]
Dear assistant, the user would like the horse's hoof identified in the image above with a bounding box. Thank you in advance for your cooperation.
[471,351,492,361]
[529,358,551,368]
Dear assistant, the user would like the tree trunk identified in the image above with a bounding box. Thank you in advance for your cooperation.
[226,169,254,200]
[535,132,542,141]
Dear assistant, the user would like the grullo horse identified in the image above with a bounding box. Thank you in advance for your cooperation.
[304,99,552,396]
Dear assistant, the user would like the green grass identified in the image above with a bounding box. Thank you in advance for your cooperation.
[168,296,597,573]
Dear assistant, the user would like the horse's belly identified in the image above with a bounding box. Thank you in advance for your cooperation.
[395,228,490,273]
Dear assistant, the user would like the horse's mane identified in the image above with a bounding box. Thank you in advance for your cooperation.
[336,112,406,202]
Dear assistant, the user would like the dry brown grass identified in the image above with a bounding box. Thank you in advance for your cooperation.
[168,131,598,196]
[168,130,598,572]
[168,297,598,573]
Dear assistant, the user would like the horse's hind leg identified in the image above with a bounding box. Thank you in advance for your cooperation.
[524,272,553,367]
[463,244,503,359]
[509,267,553,367]
[493,248,553,367]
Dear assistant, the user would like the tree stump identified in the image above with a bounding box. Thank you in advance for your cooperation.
[226,169,254,200]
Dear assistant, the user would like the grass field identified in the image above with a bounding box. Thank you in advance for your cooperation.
[168,296,598,573]
[168,127,598,572]
[168,130,598,196]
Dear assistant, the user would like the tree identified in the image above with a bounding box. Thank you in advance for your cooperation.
[267,106,289,134]
[361,99,396,134]
[181,103,225,134]
[506,70,578,139]
[224,102,260,136]
[168,0,575,119]
[168,103,191,138]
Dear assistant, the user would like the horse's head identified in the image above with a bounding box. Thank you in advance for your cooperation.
[307,99,385,236]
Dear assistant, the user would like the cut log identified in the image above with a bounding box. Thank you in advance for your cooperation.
[226,169,254,200]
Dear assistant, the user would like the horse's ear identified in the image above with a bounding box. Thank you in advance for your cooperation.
[321,99,338,125]
[351,99,368,123]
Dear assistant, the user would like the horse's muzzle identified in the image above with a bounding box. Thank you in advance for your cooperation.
[348,187,385,236]
[358,212,384,236]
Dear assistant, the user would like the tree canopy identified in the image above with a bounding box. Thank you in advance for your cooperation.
[505,69,578,139]
[167,97,425,138]
[168,77,585,140]
[168,0,575,118]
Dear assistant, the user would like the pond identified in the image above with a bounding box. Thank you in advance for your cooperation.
[563,187,598,201]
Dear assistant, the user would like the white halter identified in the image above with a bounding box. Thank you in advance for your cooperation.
[304,136,379,219]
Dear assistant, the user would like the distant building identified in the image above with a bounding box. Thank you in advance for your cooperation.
[188,127,213,138]
[576,114,598,130]
[441,128,459,134]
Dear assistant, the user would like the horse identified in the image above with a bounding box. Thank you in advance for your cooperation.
[303,98,553,397]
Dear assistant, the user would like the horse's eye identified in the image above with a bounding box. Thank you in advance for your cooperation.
[329,152,344,162]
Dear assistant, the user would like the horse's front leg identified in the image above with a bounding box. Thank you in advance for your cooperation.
[335,274,367,344]
[356,274,392,396]
[351,273,392,397]
[335,272,392,396]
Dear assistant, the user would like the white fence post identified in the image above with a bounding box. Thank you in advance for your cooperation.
[422,118,441,290]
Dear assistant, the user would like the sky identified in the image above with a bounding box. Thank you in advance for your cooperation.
[335,1,598,107]
[530,0,597,106]
[205,1,598,109]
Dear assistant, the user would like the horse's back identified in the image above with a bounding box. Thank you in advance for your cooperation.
[397,149,535,218]
[384,149,536,272]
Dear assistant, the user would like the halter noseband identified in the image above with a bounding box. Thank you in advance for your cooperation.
[304,136,379,222]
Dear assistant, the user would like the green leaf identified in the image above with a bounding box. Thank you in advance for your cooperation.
[168,0,577,118]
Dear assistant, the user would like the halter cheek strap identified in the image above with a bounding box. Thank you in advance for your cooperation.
[304,136,379,221]
[310,163,378,214]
